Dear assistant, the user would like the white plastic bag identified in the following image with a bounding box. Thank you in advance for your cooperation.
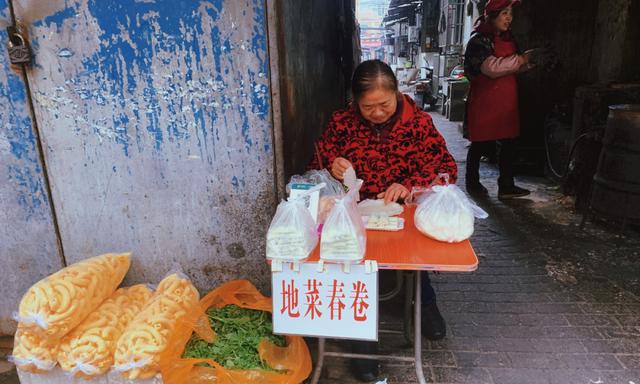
[342,166,362,203]
[287,169,342,225]
[413,179,488,243]
[286,169,345,198]
[57,285,153,379]
[15,253,130,340]
[113,273,199,380]
[320,180,366,262]
[9,326,58,374]
[266,197,319,261]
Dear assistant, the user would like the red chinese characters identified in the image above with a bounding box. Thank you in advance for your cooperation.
[280,279,300,318]
[279,278,371,322]
[304,279,323,320]
[327,280,346,320]
[350,281,370,321]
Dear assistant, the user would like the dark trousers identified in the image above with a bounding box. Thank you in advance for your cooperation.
[421,272,436,305]
[466,139,517,188]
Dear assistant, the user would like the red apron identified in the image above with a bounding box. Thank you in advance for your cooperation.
[466,36,520,142]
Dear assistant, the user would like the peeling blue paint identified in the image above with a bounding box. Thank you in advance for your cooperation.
[230,175,246,190]
[112,113,130,156]
[33,5,77,33]
[248,1,269,121]
[82,0,229,154]
[28,0,271,160]
[22,0,273,216]
[1,27,49,219]
[247,69,269,121]
[237,105,253,151]
[7,165,46,214]
[209,25,224,79]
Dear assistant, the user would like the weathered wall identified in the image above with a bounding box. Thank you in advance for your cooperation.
[9,0,276,298]
[0,0,64,334]
[276,0,355,177]
[620,0,640,82]
[512,0,600,175]
[589,0,640,83]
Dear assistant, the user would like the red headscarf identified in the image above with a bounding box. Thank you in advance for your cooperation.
[473,0,521,37]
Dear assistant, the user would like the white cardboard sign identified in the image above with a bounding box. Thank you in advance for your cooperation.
[272,263,378,341]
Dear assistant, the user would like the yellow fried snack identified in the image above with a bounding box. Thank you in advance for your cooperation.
[17,253,131,340]
[114,274,199,380]
[11,325,58,373]
[57,284,152,379]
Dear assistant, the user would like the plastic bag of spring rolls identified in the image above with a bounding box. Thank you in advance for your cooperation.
[15,252,131,340]
[266,197,318,262]
[113,273,200,380]
[57,284,153,379]
[159,280,312,384]
[9,325,58,374]
[413,175,488,243]
[320,180,366,262]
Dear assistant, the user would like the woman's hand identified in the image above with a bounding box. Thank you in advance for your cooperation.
[519,50,537,71]
[377,183,410,204]
[331,157,353,180]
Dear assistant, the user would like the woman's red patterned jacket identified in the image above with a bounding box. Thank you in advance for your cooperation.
[309,94,458,199]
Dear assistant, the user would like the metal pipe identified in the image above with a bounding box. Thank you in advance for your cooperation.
[322,351,415,363]
[415,271,428,384]
[379,329,404,335]
[309,337,325,384]
[404,270,414,344]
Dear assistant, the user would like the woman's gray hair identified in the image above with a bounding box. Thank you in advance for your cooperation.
[351,60,398,102]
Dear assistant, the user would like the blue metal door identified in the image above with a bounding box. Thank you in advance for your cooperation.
[8,0,276,299]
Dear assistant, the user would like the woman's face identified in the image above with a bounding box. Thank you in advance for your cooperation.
[357,88,398,125]
[493,7,513,32]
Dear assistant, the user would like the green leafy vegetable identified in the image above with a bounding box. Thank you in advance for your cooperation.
[182,305,286,370]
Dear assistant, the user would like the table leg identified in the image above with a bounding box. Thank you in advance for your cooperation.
[414,271,428,384]
[310,337,326,384]
[404,271,414,345]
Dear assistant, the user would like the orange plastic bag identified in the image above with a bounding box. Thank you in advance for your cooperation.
[160,280,312,384]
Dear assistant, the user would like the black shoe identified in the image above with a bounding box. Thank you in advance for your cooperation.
[498,185,531,199]
[350,341,379,382]
[422,301,446,341]
[466,181,488,196]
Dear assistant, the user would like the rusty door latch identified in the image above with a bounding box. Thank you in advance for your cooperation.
[6,26,32,65]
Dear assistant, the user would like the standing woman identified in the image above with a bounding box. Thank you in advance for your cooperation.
[464,0,534,198]
[310,59,457,381]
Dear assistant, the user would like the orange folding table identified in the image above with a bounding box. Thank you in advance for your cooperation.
[307,205,478,384]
